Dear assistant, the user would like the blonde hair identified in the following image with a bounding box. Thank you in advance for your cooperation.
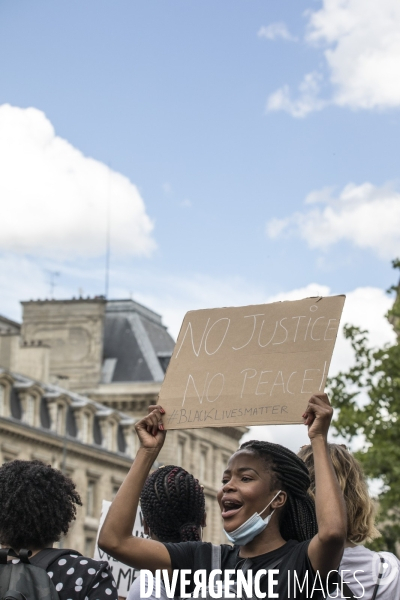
[298,444,380,544]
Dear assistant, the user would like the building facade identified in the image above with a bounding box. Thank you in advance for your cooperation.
[0,298,246,548]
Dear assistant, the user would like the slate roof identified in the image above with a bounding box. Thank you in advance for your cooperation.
[102,299,175,383]
[0,367,135,453]
[0,314,21,334]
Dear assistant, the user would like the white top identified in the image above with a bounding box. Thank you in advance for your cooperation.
[127,575,169,600]
[339,545,400,599]
[127,546,400,600]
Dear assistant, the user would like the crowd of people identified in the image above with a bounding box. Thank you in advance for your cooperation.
[0,392,399,599]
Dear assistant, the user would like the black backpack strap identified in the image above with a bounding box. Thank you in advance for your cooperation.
[18,550,32,564]
[342,582,357,599]
[0,548,25,564]
[30,548,81,570]
[0,548,15,565]
[371,554,385,600]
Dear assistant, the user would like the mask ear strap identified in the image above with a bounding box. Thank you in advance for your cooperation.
[258,489,282,517]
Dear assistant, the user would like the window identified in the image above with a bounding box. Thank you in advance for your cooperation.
[105,421,114,451]
[199,447,208,483]
[0,385,5,417]
[112,485,120,500]
[176,438,185,466]
[81,413,90,443]
[56,404,65,435]
[24,395,35,426]
[128,432,136,457]
[86,480,96,517]
[84,537,95,558]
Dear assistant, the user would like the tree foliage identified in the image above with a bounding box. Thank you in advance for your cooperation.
[328,260,400,555]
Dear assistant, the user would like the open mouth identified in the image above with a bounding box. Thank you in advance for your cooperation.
[221,498,243,518]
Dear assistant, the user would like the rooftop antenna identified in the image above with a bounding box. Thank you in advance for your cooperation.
[48,271,60,298]
[105,164,111,299]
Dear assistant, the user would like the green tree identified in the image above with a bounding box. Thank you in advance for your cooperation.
[328,260,400,555]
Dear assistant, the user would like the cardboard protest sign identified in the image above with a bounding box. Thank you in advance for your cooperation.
[94,500,147,598]
[160,295,345,429]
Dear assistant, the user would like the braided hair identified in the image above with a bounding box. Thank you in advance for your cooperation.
[140,465,205,543]
[240,440,317,542]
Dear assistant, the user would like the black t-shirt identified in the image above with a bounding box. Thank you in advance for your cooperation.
[164,540,327,599]
[12,552,118,600]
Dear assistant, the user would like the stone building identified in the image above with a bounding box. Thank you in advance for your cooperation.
[0,366,136,557]
[0,298,245,548]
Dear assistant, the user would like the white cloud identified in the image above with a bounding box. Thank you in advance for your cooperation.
[266,72,326,118]
[266,182,400,259]
[330,286,396,374]
[258,22,297,42]
[266,0,400,116]
[0,104,156,259]
[308,0,400,109]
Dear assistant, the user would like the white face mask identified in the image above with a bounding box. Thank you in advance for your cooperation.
[223,490,282,546]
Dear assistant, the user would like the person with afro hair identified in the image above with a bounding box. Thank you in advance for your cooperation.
[99,393,347,600]
[0,459,118,600]
[127,465,206,600]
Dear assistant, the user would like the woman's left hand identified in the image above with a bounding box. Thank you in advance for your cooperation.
[135,405,166,451]
[302,393,333,440]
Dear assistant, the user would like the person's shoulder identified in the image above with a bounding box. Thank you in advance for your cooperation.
[277,539,312,569]
[343,545,373,560]
[48,552,110,572]
[280,539,309,556]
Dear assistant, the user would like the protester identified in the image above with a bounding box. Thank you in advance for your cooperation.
[299,443,400,599]
[0,459,118,600]
[99,393,347,599]
[127,464,206,600]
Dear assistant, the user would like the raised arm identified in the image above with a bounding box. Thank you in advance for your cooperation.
[98,405,172,574]
[305,394,347,576]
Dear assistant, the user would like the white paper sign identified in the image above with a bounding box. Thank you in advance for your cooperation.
[94,500,147,598]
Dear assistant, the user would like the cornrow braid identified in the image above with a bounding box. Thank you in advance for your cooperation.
[240,440,317,542]
[140,465,205,543]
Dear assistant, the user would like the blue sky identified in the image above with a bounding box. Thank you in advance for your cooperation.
[1,0,399,428]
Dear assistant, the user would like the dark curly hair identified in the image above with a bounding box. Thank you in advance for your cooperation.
[0,460,82,549]
[240,440,317,542]
[140,465,205,543]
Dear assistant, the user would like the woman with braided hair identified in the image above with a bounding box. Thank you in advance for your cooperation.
[237,439,317,543]
[99,393,347,599]
[127,465,206,600]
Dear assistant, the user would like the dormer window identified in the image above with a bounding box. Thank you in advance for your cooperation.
[56,404,65,436]
[81,412,90,443]
[105,421,114,451]
[23,394,35,426]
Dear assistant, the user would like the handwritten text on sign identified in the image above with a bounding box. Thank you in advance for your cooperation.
[160,296,345,429]
[94,500,147,598]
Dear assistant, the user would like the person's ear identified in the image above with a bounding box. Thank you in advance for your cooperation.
[272,491,287,510]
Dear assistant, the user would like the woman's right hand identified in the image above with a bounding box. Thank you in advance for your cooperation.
[135,404,166,451]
